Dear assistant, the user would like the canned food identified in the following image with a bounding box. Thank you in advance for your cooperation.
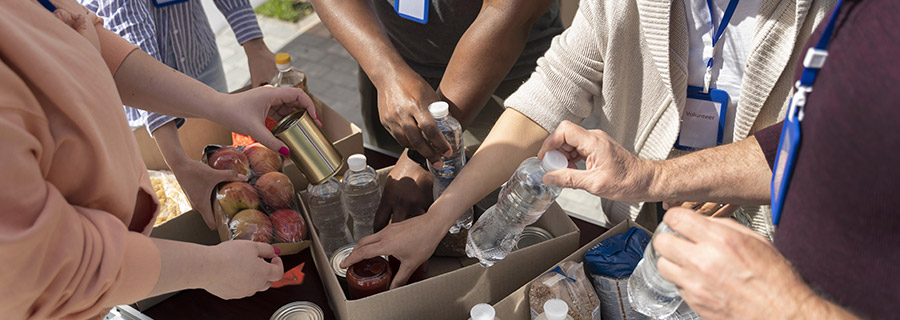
[330,243,356,278]
[515,226,553,251]
[272,109,343,185]
[270,301,324,320]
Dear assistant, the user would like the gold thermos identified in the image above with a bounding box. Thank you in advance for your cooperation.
[272,110,343,185]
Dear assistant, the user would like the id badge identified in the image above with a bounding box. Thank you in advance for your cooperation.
[770,100,803,226]
[152,0,189,8]
[674,86,729,150]
[395,0,429,24]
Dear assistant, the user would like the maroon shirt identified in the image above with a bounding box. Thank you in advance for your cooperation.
[753,0,900,318]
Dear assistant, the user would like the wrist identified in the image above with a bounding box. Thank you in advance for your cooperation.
[640,159,666,201]
[241,38,268,52]
[367,60,418,90]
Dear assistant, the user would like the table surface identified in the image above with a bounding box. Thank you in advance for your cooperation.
[145,149,609,320]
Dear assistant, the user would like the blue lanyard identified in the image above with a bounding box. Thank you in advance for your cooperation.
[38,0,57,12]
[702,0,741,93]
[770,0,843,226]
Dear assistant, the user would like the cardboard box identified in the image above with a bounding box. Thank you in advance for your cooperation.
[492,220,645,319]
[299,170,581,320]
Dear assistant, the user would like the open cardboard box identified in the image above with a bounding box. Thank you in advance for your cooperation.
[492,220,647,319]
[298,167,581,320]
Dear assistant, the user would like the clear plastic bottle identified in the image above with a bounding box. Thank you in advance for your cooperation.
[427,101,474,234]
[307,177,352,257]
[468,303,499,320]
[627,221,683,319]
[342,154,381,242]
[465,150,568,267]
[535,299,574,320]
[271,52,308,94]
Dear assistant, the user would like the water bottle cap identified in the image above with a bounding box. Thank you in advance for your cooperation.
[541,150,568,172]
[544,299,569,320]
[347,154,367,171]
[469,303,495,320]
[428,101,450,118]
[275,53,292,71]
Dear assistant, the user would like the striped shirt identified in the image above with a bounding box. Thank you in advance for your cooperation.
[81,0,263,134]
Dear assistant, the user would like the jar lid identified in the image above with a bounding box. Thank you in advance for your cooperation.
[515,226,553,251]
[330,243,356,278]
[270,301,324,320]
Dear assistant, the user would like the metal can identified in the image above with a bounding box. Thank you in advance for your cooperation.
[270,301,324,320]
[272,109,343,185]
[514,226,553,251]
[330,243,356,279]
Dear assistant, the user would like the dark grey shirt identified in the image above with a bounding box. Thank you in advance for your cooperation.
[373,0,563,80]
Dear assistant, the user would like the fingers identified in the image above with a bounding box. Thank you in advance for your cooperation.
[653,232,695,268]
[340,234,383,269]
[680,202,702,210]
[662,207,716,244]
[402,121,443,166]
[255,242,278,259]
[413,110,451,159]
[663,201,683,210]
[390,263,415,289]
[268,87,316,120]
[267,256,284,281]
[694,202,722,216]
[711,204,739,218]
[542,168,594,193]
[656,256,690,286]
[707,217,770,243]
[538,121,588,158]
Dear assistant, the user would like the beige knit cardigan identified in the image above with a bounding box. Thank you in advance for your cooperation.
[506,0,835,236]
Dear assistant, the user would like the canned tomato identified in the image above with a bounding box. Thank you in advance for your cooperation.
[272,109,343,185]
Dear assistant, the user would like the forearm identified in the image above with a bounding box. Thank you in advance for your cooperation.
[153,122,191,168]
[148,238,218,297]
[649,136,771,205]
[429,109,548,227]
[438,0,552,128]
[113,49,224,119]
[242,38,270,56]
[309,0,415,86]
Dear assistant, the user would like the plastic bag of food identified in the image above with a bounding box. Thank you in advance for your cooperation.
[202,143,309,253]
[529,261,601,320]
[148,170,192,226]
[583,226,650,320]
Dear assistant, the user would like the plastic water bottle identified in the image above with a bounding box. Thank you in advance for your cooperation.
[627,221,683,319]
[342,154,381,242]
[271,52,308,94]
[468,303,499,320]
[536,299,574,320]
[427,101,473,234]
[465,150,568,267]
[307,177,352,257]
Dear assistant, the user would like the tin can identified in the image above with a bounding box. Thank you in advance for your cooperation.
[514,226,553,251]
[330,243,355,278]
[272,109,343,185]
[270,301,324,320]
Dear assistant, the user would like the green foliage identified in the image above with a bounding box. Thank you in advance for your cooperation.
[254,0,314,22]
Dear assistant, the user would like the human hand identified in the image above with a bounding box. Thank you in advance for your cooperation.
[663,201,739,218]
[205,241,284,300]
[537,121,656,200]
[210,86,319,156]
[340,213,445,288]
[376,73,451,165]
[243,38,278,87]
[374,154,434,231]
[169,159,246,230]
[654,208,812,319]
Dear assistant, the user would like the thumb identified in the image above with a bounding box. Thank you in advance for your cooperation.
[542,168,589,190]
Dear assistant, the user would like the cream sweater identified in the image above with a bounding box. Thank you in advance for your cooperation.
[506,0,835,235]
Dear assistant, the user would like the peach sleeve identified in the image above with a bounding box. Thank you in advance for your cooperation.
[91,12,138,75]
[0,67,160,319]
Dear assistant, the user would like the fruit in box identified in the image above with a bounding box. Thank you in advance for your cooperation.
[243,142,282,175]
[270,209,307,243]
[216,182,260,219]
[254,172,294,209]
[208,146,250,176]
[229,209,273,243]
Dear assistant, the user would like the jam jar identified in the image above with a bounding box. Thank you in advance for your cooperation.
[346,257,392,299]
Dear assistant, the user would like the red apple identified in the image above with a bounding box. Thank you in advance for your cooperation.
[208,146,250,176]
[255,172,294,209]
[243,142,282,175]
[229,209,273,243]
[216,182,259,219]
[270,209,307,243]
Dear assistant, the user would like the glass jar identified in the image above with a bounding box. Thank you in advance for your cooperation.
[346,257,392,299]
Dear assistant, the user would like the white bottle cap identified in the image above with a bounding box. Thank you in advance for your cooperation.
[347,154,367,172]
[541,150,568,172]
[428,101,450,118]
[469,303,495,320]
[543,299,569,320]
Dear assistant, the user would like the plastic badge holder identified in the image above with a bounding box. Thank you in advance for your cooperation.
[583,227,650,320]
[202,144,310,255]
